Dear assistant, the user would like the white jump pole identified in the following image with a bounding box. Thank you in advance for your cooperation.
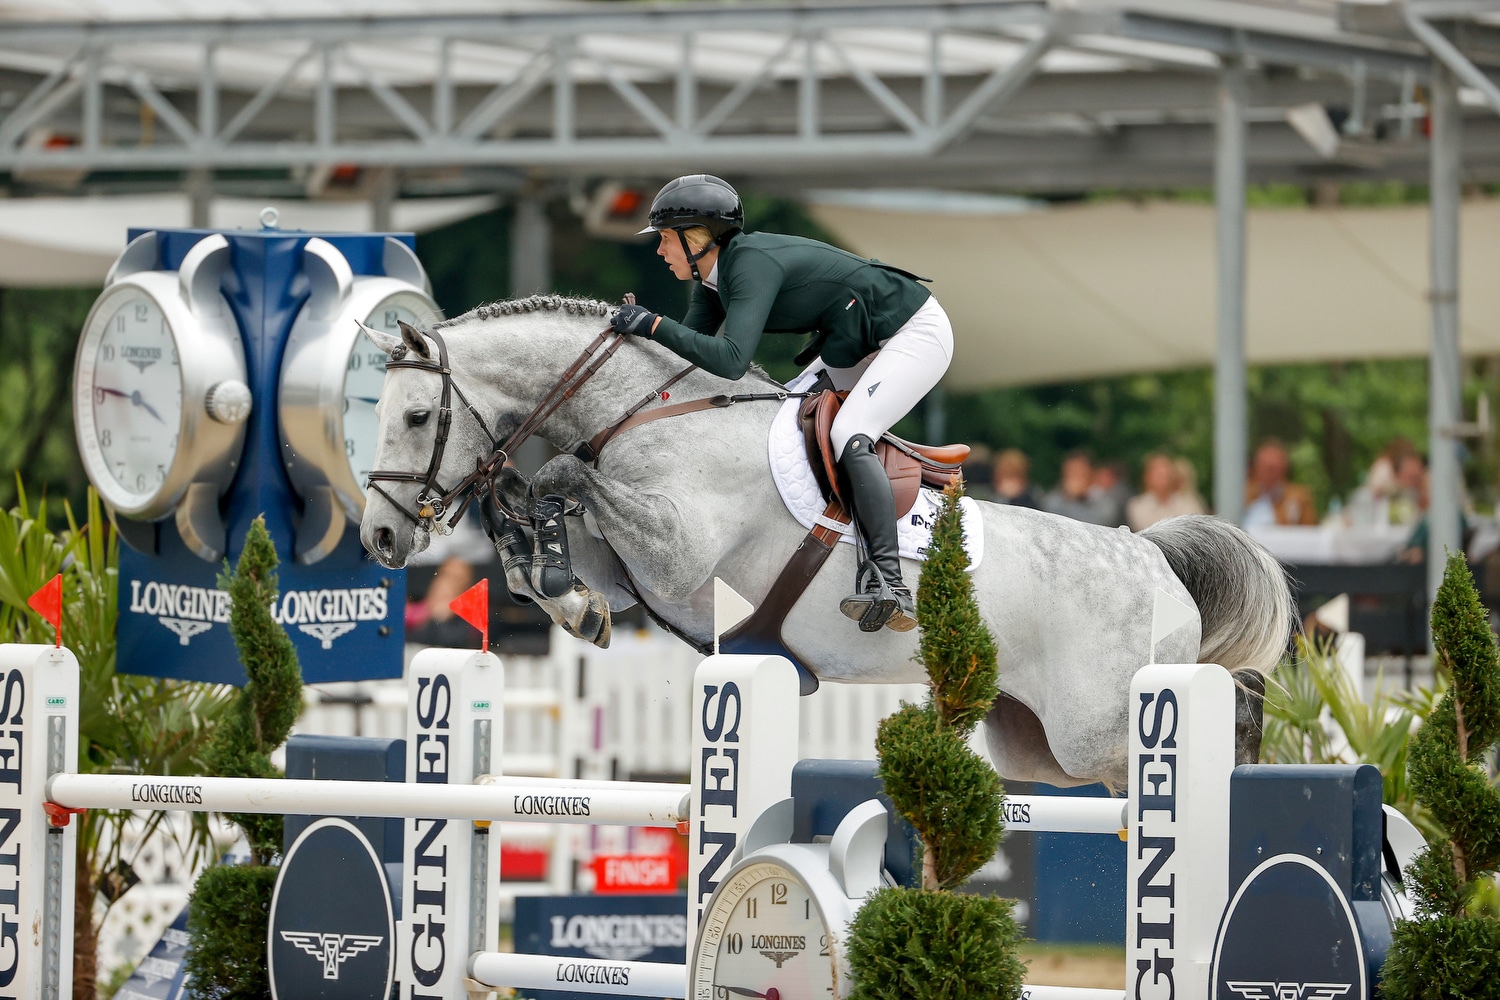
[469,951,688,998]
[1002,796,1127,837]
[46,772,689,826]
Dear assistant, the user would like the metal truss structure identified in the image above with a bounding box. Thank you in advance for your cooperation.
[0,0,1495,193]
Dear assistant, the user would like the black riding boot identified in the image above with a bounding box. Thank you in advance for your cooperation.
[836,435,916,633]
[530,494,574,600]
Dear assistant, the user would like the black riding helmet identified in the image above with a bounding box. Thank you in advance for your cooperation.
[637,174,743,282]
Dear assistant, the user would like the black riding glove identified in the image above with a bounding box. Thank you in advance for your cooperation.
[611,303,658,337]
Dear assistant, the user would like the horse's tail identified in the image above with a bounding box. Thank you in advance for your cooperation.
[1141,514,1298,677]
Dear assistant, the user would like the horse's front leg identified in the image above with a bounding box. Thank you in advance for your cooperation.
[532,455,720,615]
[478,473,613,647]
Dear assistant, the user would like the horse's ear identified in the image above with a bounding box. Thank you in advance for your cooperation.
[398,319,432,359]
[357,320,402,356]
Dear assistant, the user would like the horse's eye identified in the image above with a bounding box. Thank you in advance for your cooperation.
[407,410,430,427]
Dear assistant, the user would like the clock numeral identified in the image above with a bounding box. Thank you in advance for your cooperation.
[115,462,125,478]
[94,387,106,405]
[770,882,788,905]
[101,346,114,361]
[384,308,400,328]
[135,472,146,491]
[345,438,356,457]
[348,353,362,371]
[343,398,350,414]
[725,933,742,955]
[135,304,148,321]
[157,464,166,482]
[804,899,810,919]
[744,896,757,919]
[115,315,125,332]
[819,934,830,957]
[99,429,112,447]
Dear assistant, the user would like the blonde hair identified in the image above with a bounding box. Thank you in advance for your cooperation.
[680,225,715,252]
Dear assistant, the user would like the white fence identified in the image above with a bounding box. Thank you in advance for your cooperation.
[297,626,928,778]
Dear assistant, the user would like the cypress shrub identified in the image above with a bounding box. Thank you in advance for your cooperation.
[1382,553,1500,999]
[848,482,1023,1000]
[183,517,304,999]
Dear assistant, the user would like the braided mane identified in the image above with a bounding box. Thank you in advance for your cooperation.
[434,294,613,329]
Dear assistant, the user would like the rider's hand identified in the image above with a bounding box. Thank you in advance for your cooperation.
[611,303,659,337]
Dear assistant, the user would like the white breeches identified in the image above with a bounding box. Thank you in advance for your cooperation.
[797,296,955,457]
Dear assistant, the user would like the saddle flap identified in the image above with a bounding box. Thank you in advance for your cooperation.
[799,386,933,519]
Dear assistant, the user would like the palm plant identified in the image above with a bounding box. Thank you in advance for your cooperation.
[0,483,234,998]
[1261,633,1439,840]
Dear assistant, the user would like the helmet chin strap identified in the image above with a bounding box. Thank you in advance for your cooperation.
[675,228,714,283]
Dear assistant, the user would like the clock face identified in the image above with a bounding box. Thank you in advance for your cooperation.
[85,291,183,501]
[695,861,836,1000]
[342,295,432,495]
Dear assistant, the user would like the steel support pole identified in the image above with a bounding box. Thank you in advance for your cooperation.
[1427,64,1463,604]
[509,193,552,296]
[1213,62,1248,524]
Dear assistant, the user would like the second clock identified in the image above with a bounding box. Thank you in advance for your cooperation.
[278,236,442,564]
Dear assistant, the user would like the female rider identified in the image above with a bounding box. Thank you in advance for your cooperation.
[611,174,954,633]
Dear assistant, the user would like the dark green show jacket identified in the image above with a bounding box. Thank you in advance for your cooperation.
[651,231,931,379]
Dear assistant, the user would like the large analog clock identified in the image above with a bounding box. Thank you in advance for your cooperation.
[73,232,251,555]
[691,800,889,1000]
[278,237,441,563]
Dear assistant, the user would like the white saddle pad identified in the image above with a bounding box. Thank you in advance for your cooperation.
[766,392,984,570]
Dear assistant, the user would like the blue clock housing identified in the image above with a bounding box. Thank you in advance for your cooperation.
[114,225,409,685]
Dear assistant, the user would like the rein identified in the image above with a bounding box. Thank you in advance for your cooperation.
[365,320,807,531]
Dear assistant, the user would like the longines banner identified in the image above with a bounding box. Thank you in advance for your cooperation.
[118,535,405,685]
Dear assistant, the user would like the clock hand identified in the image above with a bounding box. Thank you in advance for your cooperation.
[721,988,780,999]
[95,386,131,399]
[349,395,380,405]
[130,389,165,424]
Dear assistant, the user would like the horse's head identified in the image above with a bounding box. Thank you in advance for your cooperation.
[356,318,501,568]
[357,295,628,568]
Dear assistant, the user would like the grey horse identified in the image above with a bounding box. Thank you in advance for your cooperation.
[359,295,1295,789]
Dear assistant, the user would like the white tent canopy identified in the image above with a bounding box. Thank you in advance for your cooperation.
[808,196,1500,390]
[0,194,497,286]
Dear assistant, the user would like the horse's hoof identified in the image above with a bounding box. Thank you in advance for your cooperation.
[560,585,610,648]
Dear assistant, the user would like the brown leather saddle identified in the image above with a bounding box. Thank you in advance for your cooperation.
[798,388,969,517]
[720,387,969,694]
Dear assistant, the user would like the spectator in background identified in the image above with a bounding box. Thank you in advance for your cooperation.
[1127,452,1206,531]
[1243,438,1318,527]
[992,448,1043,509]
[1365,436,1417,501]
[1091,460,1131,527]
[1175,456,1207,511]
[1389,452,1429,527]
[1043,450,1116,525]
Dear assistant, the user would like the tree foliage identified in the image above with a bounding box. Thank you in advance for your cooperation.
[850,482,1022,1000]
[185,517,304,1000]
[1382,554,1500,999]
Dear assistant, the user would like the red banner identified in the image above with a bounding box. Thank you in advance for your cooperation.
[590,854,682,894]
[28,574,62,647]
[448,577,489,650]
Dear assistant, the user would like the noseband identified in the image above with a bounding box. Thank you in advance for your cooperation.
[364,324,631,531]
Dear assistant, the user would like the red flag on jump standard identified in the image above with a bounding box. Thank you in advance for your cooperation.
[28,573,62,648]
[449,577,489,651]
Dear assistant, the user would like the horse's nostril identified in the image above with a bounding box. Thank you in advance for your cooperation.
[375,526,394,554]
